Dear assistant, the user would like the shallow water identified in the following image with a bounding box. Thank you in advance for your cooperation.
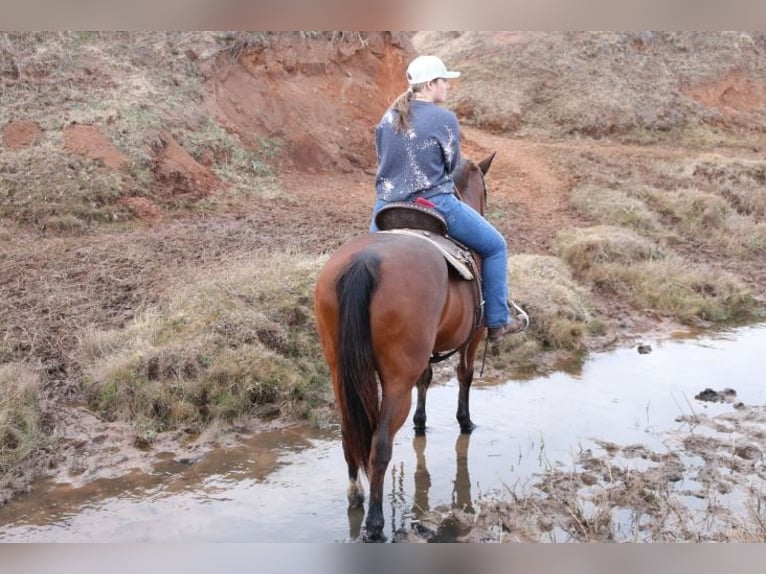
[0,324,764,542]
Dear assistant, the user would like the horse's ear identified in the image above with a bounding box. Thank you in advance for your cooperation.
[477,151,497,175]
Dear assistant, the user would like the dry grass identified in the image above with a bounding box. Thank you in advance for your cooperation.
[556,225,665,270]
[566,152,766,261]
[557,226,756,324]
[78,250,332,435]
[635,185,766,258]
[0,143,131,227]
[570,184,663,235]
[0,363,45,491]
[549,143,766,321]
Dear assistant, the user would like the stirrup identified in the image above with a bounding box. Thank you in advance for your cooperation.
[509,300,530,331]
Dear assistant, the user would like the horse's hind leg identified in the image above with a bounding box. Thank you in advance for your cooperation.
[412,366,433,435]
[341,433,365,508]
[364,387,412,542]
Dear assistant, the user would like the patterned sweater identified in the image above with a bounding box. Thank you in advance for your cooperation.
[374,100,461,202]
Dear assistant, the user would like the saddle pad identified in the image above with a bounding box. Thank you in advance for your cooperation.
[378,229,474,280]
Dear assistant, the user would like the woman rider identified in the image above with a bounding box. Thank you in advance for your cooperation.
[369,54,527,341]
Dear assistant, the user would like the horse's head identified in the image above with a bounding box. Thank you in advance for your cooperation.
[451,151,496,215]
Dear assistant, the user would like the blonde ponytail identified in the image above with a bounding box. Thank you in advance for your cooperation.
[391,83,425,133]
[391,89,413,133]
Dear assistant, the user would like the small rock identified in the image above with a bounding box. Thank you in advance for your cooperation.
[695,388,719,402]
[637,344,652,354]
[695,388,737,403]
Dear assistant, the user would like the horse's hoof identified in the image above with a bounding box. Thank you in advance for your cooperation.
[362,528,387,543]
[413,424,426,436]
[459,422,476,434]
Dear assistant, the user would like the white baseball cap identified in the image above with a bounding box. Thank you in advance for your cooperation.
[406,55,461,85]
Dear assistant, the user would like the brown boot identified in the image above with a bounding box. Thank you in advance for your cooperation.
[487,316,526,342]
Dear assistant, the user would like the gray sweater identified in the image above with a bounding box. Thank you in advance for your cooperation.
[374,100,461,202]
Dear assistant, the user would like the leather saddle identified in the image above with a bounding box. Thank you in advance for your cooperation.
[375,201,448,236]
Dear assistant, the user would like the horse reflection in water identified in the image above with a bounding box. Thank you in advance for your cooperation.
[315,154,496,542]
[411,432,475,519]
[346,432,476,541]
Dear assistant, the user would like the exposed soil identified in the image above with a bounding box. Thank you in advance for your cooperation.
[2,119,42,149]
[1,31,765,540]
[63,123,129,169]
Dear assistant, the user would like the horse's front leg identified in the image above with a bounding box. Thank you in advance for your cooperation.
[456,335,483,433]
[412,366,433,435]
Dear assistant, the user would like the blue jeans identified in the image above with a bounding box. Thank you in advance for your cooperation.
[370,195,510,328]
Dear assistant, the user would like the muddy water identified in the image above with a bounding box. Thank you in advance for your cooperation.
[0,324,764,542]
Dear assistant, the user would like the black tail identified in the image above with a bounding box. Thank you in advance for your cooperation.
[335,251,381,476]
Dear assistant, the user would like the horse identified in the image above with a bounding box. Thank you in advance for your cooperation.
[313,152,496,542]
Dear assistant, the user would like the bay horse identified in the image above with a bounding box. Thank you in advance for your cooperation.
[313,152,496,541]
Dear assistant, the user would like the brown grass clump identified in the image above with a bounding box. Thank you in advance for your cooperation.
[0,363,45,491]
[78,251,332,435]
[0,145,131,228]
[636,185,766,258]
[570,184,662,235]
[557,226,756,324]
[557,226,665,270]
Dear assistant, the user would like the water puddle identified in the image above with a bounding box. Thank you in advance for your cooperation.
[0,324,764,542]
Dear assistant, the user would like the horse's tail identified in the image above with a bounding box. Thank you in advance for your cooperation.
[335,251,381,477]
